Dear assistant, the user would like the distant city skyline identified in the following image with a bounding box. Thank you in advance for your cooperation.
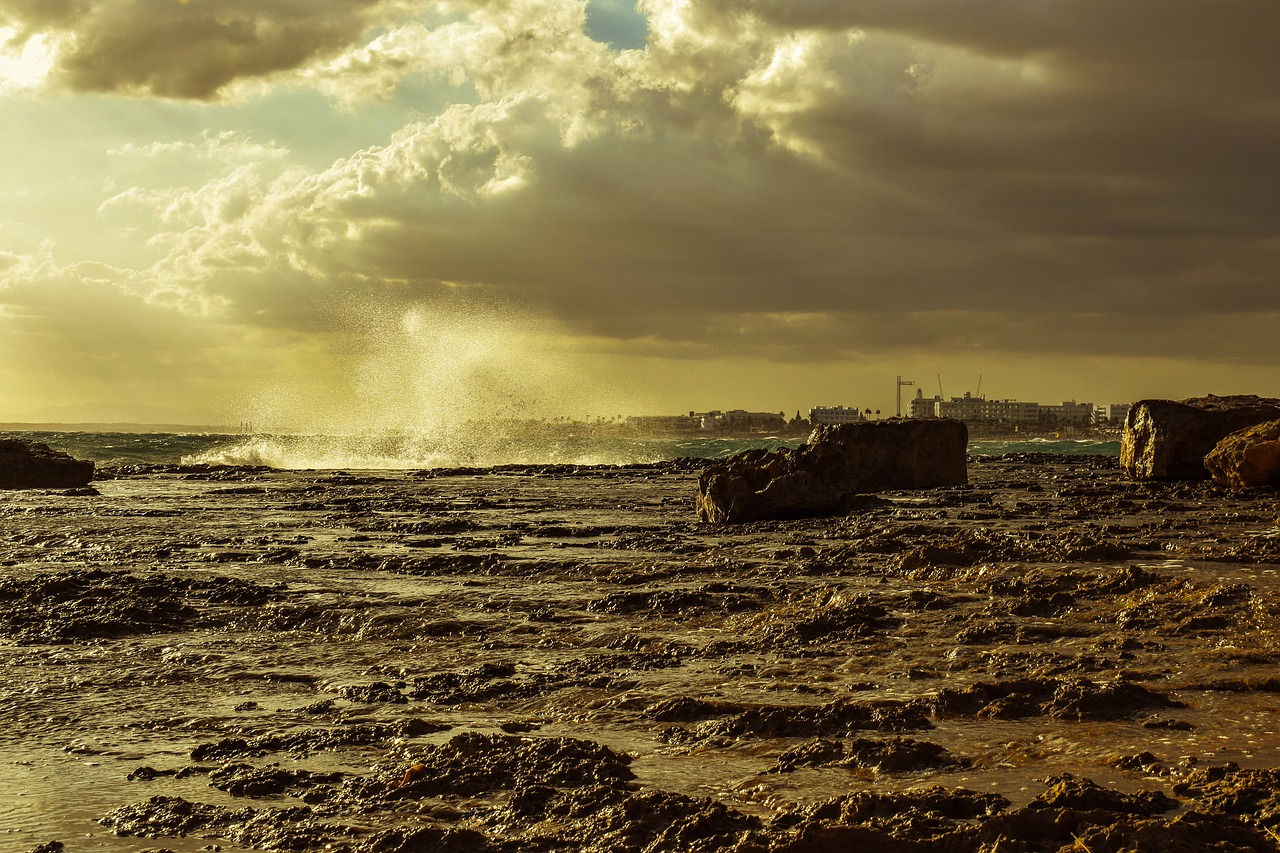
[3,384,1130,432]
[2,2,1277,427]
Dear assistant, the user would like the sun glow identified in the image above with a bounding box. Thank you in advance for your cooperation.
[0,27,56,93]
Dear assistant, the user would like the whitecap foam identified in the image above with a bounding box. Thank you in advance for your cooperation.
[179,428,677,470]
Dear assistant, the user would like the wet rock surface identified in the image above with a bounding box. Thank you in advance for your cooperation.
[0,438,94,489]
[0,568,280,642]
[3,454,1280,851]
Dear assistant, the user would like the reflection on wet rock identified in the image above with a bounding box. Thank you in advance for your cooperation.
[0,569,279,642]
[769,736,963,774]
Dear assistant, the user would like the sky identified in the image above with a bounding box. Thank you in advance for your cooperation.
[1,0,1277,428]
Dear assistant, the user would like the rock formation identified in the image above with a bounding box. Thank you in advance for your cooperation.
[697,419,967,524]
[0,439,95,489]
[1204,419,1280,490]
[1121,395,1280,481]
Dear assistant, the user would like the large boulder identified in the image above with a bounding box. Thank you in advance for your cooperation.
[1121,396,1280,481]
[1204,420,1280,490]
[0,439,95,489]
[697,419,968,524]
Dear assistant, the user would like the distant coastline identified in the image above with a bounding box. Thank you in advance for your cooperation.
[0,422,237,434]
[964,425,1122,442]
[2,422,1121,468]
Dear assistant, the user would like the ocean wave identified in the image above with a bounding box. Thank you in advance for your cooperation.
[969,438,1121,456]
[179,432,664,470]
[8,429,1120,470]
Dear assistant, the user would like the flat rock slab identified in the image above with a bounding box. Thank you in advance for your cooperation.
[697,419,967,523]
[1121,395,1280,481]
[0,438,94,489]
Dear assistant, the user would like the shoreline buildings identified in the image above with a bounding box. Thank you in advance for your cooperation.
[908,390,1129,428]
[808,405,868,425]
[625,409,788,434]
[620,385,1129,437]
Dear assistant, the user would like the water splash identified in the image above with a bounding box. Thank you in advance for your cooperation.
[215,301,648,468]
[183,428,631,469]
[179,432,808,470]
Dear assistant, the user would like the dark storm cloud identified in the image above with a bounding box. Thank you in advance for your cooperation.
[0,0,86,28]
[713,4,1280,227]
[0,0,390,98]
[665,1,1280,336]
[61,0,1280,370]
[706,0,1280,88]
[323,123,1280,332]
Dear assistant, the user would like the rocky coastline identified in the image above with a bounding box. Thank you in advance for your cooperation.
[2,443,1279,852]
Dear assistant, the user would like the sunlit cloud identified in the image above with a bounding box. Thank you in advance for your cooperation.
[0,25,56,92]
[1,0,1278,422]
[1,0,397,99]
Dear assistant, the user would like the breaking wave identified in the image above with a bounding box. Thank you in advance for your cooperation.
[179,431,806,469]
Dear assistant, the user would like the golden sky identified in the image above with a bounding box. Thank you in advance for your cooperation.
[1,0,1277,427]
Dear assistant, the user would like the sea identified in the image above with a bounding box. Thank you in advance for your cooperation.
[1,429,1122,470]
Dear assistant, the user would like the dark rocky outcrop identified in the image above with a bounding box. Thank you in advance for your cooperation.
[0,439,94,489]
[1204,419,1280,490]
[1121,396,1280,481]
[696,419,968,523]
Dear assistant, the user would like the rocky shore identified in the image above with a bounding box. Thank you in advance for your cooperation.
[3,452,1280,852]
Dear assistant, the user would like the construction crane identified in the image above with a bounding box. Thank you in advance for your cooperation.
[896,375,916,418]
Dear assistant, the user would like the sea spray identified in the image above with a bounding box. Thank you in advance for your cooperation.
[178,430,808,469]
[179,427,646,469]
[229,300,655,464]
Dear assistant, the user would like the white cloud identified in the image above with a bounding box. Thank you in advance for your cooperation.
[108,130,290,163]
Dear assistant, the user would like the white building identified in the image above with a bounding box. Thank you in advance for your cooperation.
[910,392,943,419]
[910,390,1040,425]
[808,405,866,425]
[626,409,786,432]
[693,409,786,430]
[1103,403,1131,425]
[910,389,1125,427]
[1039,401,1093,425]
